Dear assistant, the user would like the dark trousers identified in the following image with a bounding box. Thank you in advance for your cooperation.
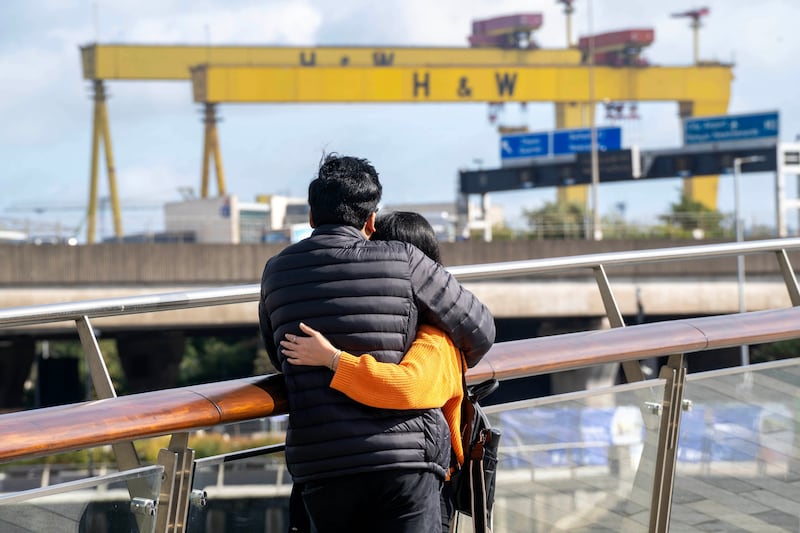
[300,469,442,533]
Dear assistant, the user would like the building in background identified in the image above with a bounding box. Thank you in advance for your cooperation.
[163,195,309,244]
[111,195,503,244]
[382,200,505,242]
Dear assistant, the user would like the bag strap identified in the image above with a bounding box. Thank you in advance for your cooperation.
[459,352,494,533]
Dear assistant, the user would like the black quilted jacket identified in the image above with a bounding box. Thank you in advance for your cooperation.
[258,224,496,482]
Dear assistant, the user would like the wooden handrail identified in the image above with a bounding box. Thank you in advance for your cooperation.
[2,306,800,464]
[0,375,287,463]
[480,306,800,381]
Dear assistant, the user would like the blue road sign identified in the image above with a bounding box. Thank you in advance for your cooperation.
[552,126,622,155]
[500,131,549,159]
[501,126,622,161]
[684,111,779,145]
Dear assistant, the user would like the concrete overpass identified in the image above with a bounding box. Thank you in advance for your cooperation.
[1,239,797,333]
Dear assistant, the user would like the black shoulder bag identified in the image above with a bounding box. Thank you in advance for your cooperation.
[450,361,501,533]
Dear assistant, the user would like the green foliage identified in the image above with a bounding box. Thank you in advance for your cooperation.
[134,433,284,462]
[658,192,728,238]
[179,336,259,386]
[32,339,127,400]
[187,432,284,459]
[10,445,117,466]
[522,201,587,239]
[491,224,517,240]
[5,432,286,468]
[468,223,519,241]
[254,347,279,375]
[599,212,656,239]
[514,189,733,241]
[751,339,800,364]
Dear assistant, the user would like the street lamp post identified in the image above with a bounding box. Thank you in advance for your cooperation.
[732,155,765,366]
[587,0,602,241]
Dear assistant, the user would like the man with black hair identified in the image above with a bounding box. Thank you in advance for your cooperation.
[258,154,495,533]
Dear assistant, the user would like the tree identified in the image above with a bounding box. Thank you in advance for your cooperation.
[468,223,518,241]
[179,336,259,386]
[522,201,587,239]
[659,192,727,238]
[751,339,800,364]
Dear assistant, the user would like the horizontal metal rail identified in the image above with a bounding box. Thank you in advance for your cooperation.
[448,237,800,280]
[1,238,799,329]
[2,305,799,464]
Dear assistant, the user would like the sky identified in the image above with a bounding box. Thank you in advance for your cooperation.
[1,0,799,242]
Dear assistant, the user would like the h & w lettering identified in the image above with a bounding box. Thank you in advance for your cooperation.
[413,72,430,98]
[373,52,395,66]
[495,72,517,97]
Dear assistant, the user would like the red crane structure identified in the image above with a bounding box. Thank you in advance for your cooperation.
[468,13,543,49]
[671,7,710,64]
[576,29,653,121]
[578,28,654,67]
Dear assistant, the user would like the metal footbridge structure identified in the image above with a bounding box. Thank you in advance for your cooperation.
[2,239,800,531]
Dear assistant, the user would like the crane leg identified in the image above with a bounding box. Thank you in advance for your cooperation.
[209,105,227,196]
[87,81,103,244]
[555,102,592,208]
[201,104,212,198]
[200,103,226,198]
[99,89,123,240]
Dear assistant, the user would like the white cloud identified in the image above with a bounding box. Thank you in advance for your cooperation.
[2,0,799,229]
[101,1,322,44]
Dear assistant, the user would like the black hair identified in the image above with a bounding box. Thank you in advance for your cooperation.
[308,153,382,228]
[372,211,441,264]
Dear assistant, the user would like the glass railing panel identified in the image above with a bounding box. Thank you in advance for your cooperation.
[0,464,163,533]
[463,378,666,533]
[673,358,800,532]
[187,443,291,532]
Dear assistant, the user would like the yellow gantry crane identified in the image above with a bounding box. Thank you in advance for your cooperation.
[80,44,579,243]
[80,34,731,242]
[189,63,731,207]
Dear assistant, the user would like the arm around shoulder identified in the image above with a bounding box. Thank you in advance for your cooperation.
[408,247,496,368]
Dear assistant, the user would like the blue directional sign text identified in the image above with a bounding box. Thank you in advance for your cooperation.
[500,132,549,159]
[501,126,622,161]
[684,111,779,145]
[552,126,622,155]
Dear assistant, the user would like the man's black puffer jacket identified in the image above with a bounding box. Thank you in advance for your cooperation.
[258,225,496,483]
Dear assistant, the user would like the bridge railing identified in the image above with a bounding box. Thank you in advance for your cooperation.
[2,307,799,531]
[1,238,800,532]
[2,237,798,387]
[2,237,799,329]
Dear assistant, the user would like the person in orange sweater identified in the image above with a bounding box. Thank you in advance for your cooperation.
[284,322,465,469]
[281,211,467,533]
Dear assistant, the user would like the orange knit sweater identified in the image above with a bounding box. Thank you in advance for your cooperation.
[330,324,465,467]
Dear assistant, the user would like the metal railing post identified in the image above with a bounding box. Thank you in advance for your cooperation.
[75,316,117,399]
[775,249,800,306]
[648,353,687,533]
[76,316,141,468]
[155,433,195,533]
[593,264,646,383]
[77,315,156,532]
